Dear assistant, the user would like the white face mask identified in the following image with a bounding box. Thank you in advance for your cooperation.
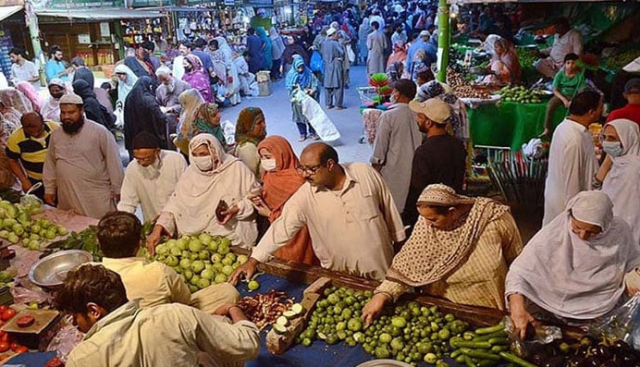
[193,156,214,171]
[261,158,277,171]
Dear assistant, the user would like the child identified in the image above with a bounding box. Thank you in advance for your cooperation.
[540,53,586,138]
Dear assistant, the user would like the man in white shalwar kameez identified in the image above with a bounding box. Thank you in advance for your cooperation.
[543,91,601,226]
[229,143,406,282]
[43,94,124,219]
[146,134,258,251]
[601,119,640,245]
[367,21,388,76]
[371,79,421,213]
[117,132,187,223]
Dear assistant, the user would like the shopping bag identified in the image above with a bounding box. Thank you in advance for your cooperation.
[296,89,341,142]
[346,44,355,63]
[310,50,324,73]
[590,293,640,350]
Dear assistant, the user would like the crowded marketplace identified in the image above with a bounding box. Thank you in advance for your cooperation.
[0,0,636,366]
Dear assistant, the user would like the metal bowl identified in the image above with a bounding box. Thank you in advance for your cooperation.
[29,250,93,289]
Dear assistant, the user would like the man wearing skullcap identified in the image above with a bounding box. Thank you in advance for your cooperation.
[40,78,66,122]
[43,94,124,219]
[117,132,187,222]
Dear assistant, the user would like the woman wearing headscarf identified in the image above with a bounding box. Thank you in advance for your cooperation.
[182,54,213,103]
[114,64,138,109]
[123,76,168,156]
[234,107,267,177]
[147,133,258,251]
[286,56,319,142]
[298,25,315,51]
[214,36,234,64]
[601,119,640,245]
[483,37,521,86]
[506,191,640,340]
[246,27,265,74]
[410,49,429,82]
[72,79,114,132]
[358,18,371,65]
[15,82,41,113]
[282,36,309,76]
[251,136,318,265]
[362,184,523,325]
[176,89,226,157]
[256,27,273,72]
[386,62,404,83]
[386,41,407,70]
[269,27,286,80]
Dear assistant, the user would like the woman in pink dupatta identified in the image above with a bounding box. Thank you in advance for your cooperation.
[16,82,41,113]
[182,54,213,103]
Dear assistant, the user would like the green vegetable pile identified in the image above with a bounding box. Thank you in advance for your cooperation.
[603,50,640,70]
[449,323,530,367]
[297,286,469,366]
[499,86,542,104]
[0,200,68,250]
[153,234,248,293]
[516,49,538,69]
[46,226,102,261]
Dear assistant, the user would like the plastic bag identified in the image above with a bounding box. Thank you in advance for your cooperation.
[297,89,341,142]
[503,316,562,358]
[590,293,640,350]
[346,44,355,63]
[19,182,43,215]
[310,50,324,73]
[221,119,236,146]
[522,138,544,159]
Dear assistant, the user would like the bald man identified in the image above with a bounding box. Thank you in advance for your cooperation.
[230,143,405,281]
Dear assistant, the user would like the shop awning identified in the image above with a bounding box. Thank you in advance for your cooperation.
[0,5,22,22]
[35,8,164,20]
[447,0,626,3]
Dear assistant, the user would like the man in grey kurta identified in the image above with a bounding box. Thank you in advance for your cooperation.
[321,29,346,110]
[43,94,124,219]
[367,21,388,76]
[155,66,191,146]
[371,79,422,213]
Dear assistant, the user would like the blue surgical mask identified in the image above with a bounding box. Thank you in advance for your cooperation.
[602,141,624,157]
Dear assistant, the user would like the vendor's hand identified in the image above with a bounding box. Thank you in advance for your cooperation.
[362,293,389,328]
[371,163,383,172]
[510,308,536,341]
[250,196,271,218]
[563,100,571,109]
[213,303,237,316]
[44,193,56,206]
[218,204,240,225]
[145,225,163,255]
[538,128,550,139]
[228,257,259,285]
[20,180,33,194]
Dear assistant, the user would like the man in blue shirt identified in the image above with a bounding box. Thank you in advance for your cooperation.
[191,38,214,81]
[45,45,72,83]
[406,30,437,73]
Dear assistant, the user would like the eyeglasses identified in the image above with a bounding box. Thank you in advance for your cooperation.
[296,164,323,175]
[134,155,157,164]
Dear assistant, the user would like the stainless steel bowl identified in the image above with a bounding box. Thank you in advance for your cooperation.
[356,360,413,367]
[29,250,93,289]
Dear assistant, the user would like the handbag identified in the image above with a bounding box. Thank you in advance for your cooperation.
[310,50,324,73]
[346,44,355,63]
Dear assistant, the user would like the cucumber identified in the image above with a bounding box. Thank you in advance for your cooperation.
[461,349,501,361]
[451,350,462,359]
[477,360,497,367]
[273,324,288,334]
[473,331,508,342]
[276,316,289,326]
[282,310,298,319]
[491,345,509,353]
[499,352,539,367]
[291,303,305,315]
[475,324,505,335]
[488,337,509,345]
[463,355,478,367]
[454,341,492,349]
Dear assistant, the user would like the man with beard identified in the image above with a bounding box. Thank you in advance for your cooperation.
[43,94,123,219]
[40,78,66,121]
[6,112,59,199]
[402,98,467,226]
[117,132,186,222]
[321,28,346,110]
[44,45,73,83]
[229,142,405,282]
[155,66,190,146]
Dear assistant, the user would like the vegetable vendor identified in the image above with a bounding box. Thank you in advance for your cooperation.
[506,191,640,340]
[362,184,522,327]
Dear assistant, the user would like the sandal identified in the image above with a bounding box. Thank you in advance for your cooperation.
[298,135,307,142]
[309,134,320,141]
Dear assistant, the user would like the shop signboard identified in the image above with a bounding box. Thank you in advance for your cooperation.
[131,0,175,7]
[37,0,125,10]
[0,28,13,82]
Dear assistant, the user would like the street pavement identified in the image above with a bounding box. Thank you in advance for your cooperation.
[220,64,374,164]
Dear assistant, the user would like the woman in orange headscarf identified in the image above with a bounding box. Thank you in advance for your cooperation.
[250,135,318,265]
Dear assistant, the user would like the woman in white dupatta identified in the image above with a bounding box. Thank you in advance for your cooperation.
[601,119,640,245]
[147,133,258,252]
[506,191,640,339]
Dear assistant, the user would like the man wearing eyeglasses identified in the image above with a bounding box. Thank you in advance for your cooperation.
[117,132,187,222]
[230,142,406,282]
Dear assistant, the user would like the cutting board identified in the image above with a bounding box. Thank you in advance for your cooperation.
[1,310,60,334]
